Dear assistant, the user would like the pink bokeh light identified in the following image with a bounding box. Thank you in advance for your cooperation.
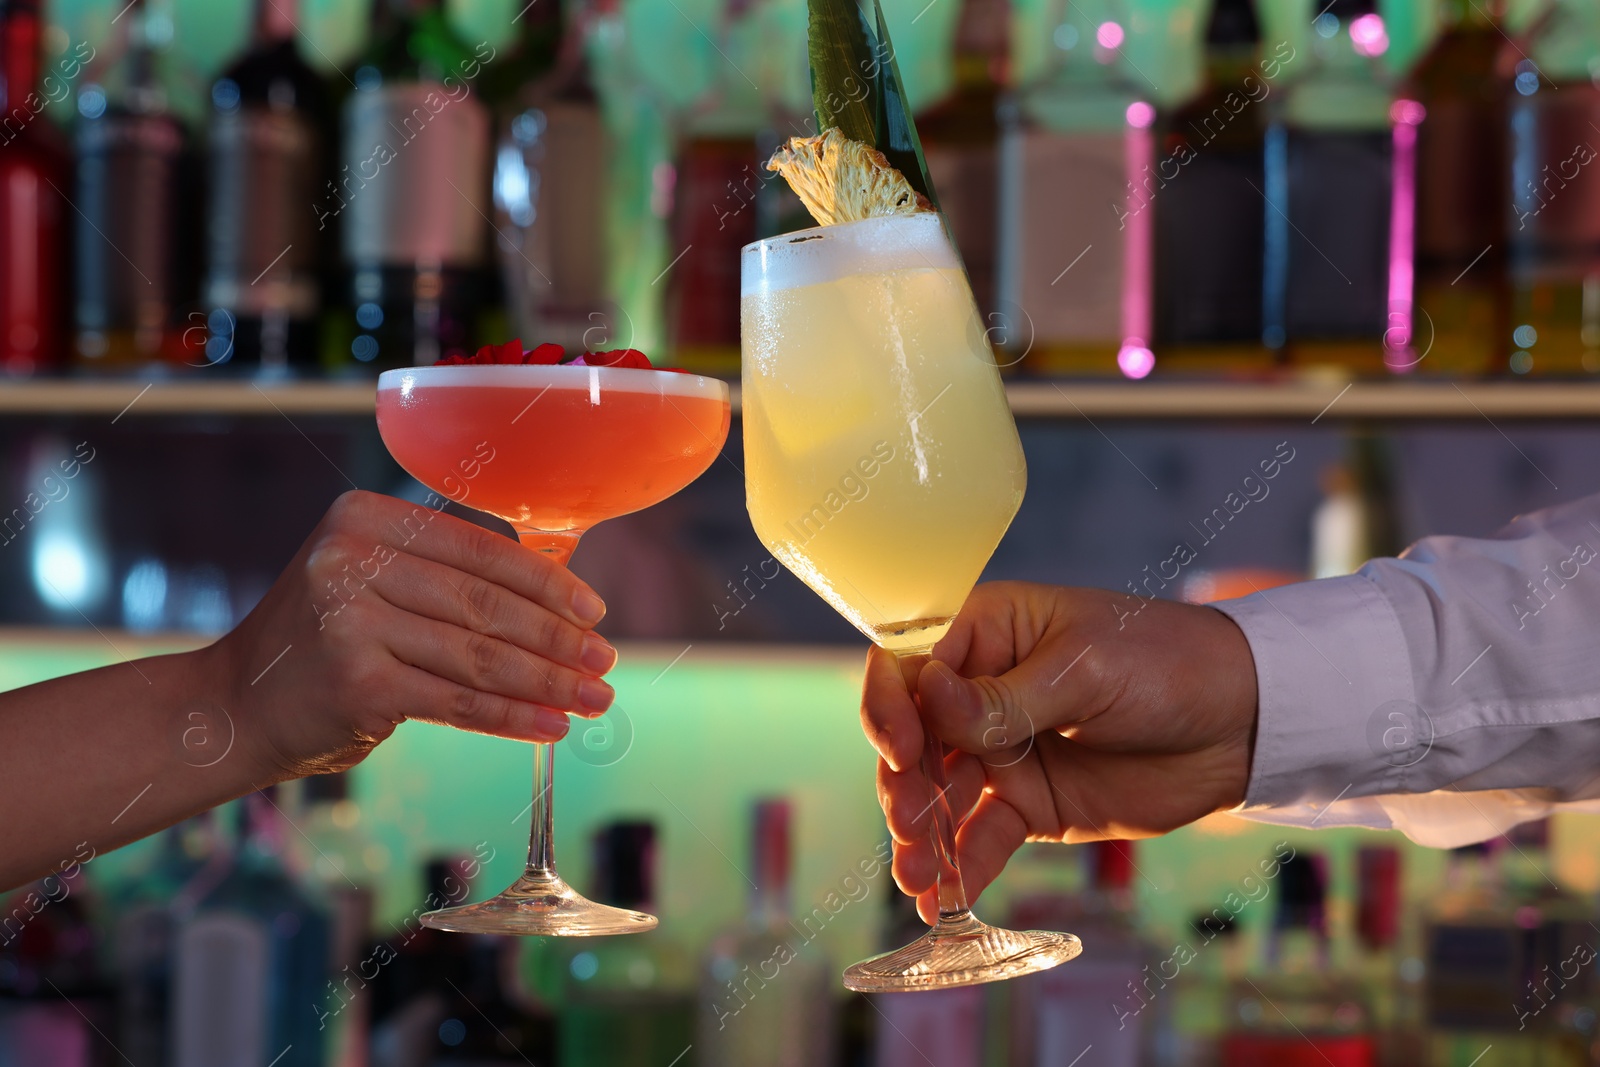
[1117,343,1155,379]
[1125,101,1156,129]
[1096,21,1125,49]
[1350,13,1388,57]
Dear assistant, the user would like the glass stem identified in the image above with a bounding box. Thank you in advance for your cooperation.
[516,528,585,883]
[894,648,970,921]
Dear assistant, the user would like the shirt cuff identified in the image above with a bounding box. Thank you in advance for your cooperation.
[1211,573,1419,812]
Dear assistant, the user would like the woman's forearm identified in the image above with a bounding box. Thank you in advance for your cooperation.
[0,643,274,889]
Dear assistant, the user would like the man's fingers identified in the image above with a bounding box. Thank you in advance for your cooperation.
[327,491,607,628]
[876,751,983,844]
[383,613,614,716]
[949,794,1030,907]
[861,645,923,773]
[369,554,616,678]
[915,641,1103,757]
[892,836,937,899]
[387,661,573,743]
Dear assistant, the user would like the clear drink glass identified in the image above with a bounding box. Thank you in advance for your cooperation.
[376,363,731,935]
[740,214,1082,989]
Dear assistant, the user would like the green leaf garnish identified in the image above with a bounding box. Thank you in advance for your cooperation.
[806,0,939,209]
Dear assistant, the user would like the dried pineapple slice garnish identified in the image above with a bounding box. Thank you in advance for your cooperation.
[766,127,934,227]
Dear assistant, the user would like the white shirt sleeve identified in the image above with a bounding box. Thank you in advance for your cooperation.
[1211,492,1600,848]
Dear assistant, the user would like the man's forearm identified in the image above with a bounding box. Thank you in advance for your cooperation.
[0,644,273,889]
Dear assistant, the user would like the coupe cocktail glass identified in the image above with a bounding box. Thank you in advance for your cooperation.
[377,363,731,935]
[741,213,1081,989]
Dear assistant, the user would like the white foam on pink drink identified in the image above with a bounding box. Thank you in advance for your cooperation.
[377,363,728,403]
[740,214,959,298]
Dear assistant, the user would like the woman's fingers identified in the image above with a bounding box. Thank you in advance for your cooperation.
[382,610,614,716]
[385,660,573,743]
[327,491,608,627]
[860,645,924,773]
[370,553,616,678]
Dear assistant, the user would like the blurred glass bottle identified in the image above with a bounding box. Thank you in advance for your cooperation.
[1398,0,1508,377]
[871,887,983,1067]
[0,858,107,1067]
[1156,911,1244,1067]
[1266,0,1395,372]
[203,0,328,376]
[698,799,833,1067]
[918,0,1006,320]
[530,821,694,1066]
[1423,842,1545,1064]
[1506,0,1600,377]
[1000,0,1155,378]
[1008,841,1148,1067]
[335,0,492,372]
[1353,846,1426,1067]
[170,790,330,1067]
[1309,430,1399,579]
[113,814,220,1067]
[0,0,69,376]
[666,0,772,377]
[299,772,382,1067]
[1225,852,1376,1066]
[73,0,194,372]
[1153,0,1274,369]
[493,0,615,353]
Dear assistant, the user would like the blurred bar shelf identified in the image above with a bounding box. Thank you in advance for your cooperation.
[3,377,1600,420]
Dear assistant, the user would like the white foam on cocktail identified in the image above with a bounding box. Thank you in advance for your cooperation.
[740,214,959,297]
[376,364,728,402]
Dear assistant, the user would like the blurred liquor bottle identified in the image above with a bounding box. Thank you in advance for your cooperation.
[492,0,615,353]
[666,0,773,377]
[1224,852,1377,1066]
[1422,842,1548,1065]
[529,821,695,1066]
[1506,0,1600,377]
[1007,841,1149,1066]
[1353,847,1426,1067]
[73,0,195,372]
[298,772,380,1067]
[1152,0,1274,371]
[0,858,109,1067]
[367,856,555,1065]
[999,0,1154,378]
[918,0,1006,321]
[1399,0,1508,377]
[1497,820,1596,1064]
[112,814,219,1067]
[203,0,329,375]
[1157,911,1245,1067]
[698,799,834,1067]
[1309,429,1400,579]
[0,0,69,376]
[170,790,330,1067]
[871,888,983,1067]
[335,0,492,372]
[1268,0,1396,373]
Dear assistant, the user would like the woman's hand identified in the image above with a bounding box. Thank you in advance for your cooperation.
[861,581,1258,923]
[214,490,618,781]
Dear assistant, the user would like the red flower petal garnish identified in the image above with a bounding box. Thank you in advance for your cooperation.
[486,338,526,365]
[435,353,471,365]
[524,343,565,365]
[583,348,654,370]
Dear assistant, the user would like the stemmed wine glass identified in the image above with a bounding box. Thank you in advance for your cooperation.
[740,213,1082,988]
[377,362,730,934]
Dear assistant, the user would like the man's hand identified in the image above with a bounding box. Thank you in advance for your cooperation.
[861,581,1258,923]
[214,490,618,781]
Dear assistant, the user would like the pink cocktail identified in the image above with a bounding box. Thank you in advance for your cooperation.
[377,363,731,935]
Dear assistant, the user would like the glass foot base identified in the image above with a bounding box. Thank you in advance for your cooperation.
[842,912,1081,991]
[420,870,658,937]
